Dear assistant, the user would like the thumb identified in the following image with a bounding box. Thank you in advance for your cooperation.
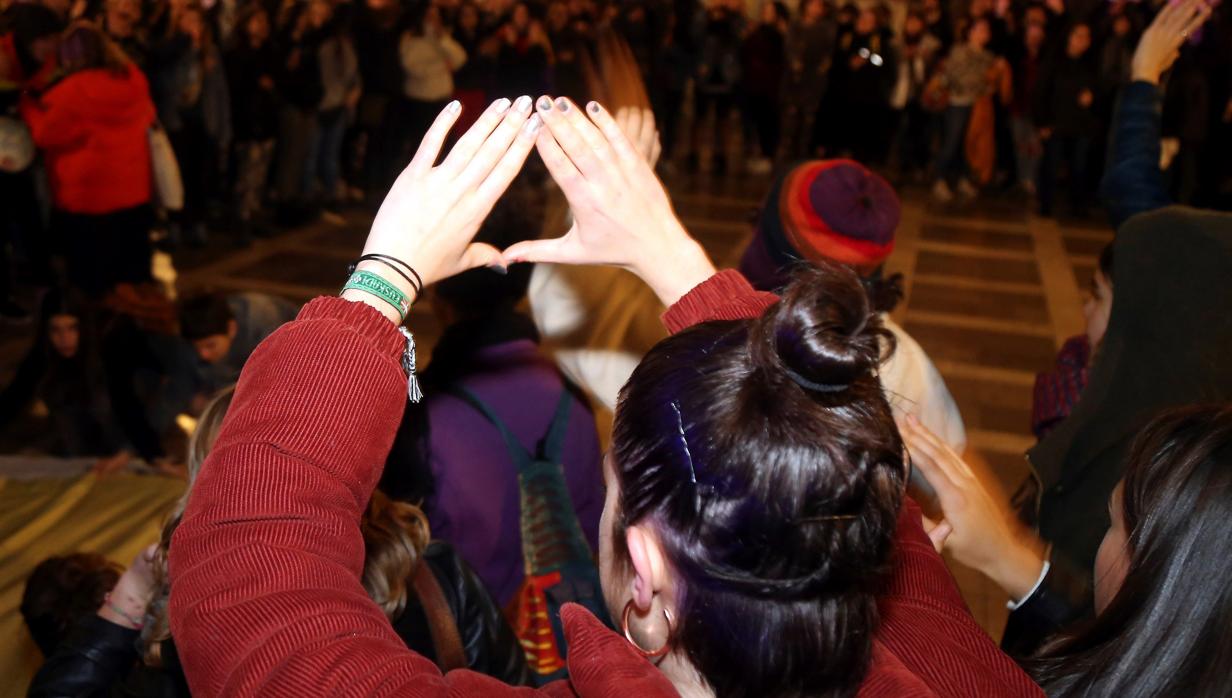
[455,242,504,274]
[501,232,581,266]
[926,519,953,554]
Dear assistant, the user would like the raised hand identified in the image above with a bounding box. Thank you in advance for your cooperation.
[350,97,540,322]
[502,97,715,306]
[1132,0,1212,85]
[900,415,1046,600]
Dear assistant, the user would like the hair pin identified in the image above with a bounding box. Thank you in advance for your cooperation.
[797,515,858,524]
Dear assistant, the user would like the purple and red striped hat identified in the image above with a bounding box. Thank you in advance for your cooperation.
[740,160,900,291]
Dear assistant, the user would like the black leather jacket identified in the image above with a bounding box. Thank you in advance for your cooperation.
[27,542,530,696]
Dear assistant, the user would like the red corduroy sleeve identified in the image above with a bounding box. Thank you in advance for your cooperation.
[167,297,676,697]
[168,299,532,696]
[660,269,779,334]
[664,272,1043,697]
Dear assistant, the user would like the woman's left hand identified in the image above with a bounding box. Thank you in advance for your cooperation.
[351,96,540,321]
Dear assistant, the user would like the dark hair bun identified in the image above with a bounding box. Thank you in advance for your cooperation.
[750,262,890,392]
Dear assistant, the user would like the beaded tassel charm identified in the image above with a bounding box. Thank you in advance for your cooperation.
[398,326,424,403]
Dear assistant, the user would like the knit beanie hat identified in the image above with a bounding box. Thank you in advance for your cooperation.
[739,160,900,291]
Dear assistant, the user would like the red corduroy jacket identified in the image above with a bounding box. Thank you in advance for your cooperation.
[168,270,1043,697]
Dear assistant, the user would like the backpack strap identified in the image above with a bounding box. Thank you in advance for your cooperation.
[539,389,574,464]
[449,386,575,468]
[410,559,467,673]
[449,387,533,467]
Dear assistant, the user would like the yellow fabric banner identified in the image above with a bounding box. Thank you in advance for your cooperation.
[0,473,184,697]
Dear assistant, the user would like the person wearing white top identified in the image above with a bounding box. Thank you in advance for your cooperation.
[398,4,466,146]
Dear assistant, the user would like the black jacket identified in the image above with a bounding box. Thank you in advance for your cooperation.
[1008,207,1232,654]
[27,543,530,696]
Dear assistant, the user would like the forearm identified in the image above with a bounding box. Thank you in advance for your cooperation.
[167,297,443,695]
[1100,80,1169,228]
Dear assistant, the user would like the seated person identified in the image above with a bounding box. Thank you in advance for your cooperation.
[738,158,967,453]
[176,291,299,408]
[905,403,1232,695]
[384,180,605,610]
[20,552,121,658]
[0,292,128,466]
[165,97,1040,696]
[29,387,530,696]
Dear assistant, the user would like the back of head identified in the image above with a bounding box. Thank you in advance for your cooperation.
[433,179,542,318]
[1034,404,1232,696]
[21,553,122,656]
[0,3,64,77]
[58,22,129,75]
[178,293,235,341]
[611,262,904,697]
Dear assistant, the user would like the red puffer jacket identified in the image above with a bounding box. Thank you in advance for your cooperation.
[20,64,155,214]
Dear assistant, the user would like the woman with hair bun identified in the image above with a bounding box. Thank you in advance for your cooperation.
[166,98,1040,696]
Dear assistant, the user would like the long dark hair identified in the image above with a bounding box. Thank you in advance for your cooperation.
[611,262,905,697]
[1032,404,1232,697]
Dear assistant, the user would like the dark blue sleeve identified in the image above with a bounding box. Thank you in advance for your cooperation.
[1100,81,1172,229]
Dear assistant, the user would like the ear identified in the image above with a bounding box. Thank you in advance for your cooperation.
[226,318,239,340]
[624,524,668,611]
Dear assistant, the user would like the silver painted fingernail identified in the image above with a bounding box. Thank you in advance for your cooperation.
[447,100,461,114]
[555,97,570,112]
[526,114,543,133]
[488,264,509,275]
[588,101,600,114]
[514,95,532,113]
[538,97,553,111]
[495,98,512,112]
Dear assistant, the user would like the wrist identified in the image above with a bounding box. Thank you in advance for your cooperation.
[1131,68,1160,85]
[341,260,420,326]
[989,537,1046,600]
[635,232,715,307]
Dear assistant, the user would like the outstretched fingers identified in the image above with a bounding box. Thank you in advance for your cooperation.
[407,100,463,176]
[474,113,542,206]
[458,95,534,190]
[534,112,589,202]
[585,101,654,178]
[536,96,610,184]
[437,98,512,176]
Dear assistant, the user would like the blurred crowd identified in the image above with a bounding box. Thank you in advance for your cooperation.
[2,0,1231,318]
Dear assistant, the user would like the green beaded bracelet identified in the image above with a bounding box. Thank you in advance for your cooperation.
[343,269,411,322]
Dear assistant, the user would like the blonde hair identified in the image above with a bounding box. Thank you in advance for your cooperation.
[361,491,431,620]
[141,386,434,665]
[142,386,234,666]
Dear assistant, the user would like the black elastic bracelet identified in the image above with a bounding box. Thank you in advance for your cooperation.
[349,255,423,299]
[359,254,424,296]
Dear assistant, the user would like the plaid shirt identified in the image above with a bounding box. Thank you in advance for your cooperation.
[1032,335,1091,440]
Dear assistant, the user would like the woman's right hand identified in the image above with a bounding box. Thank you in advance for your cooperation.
[901,416,1047,600]
[348,97,540,322]
[502,98,715,306]
[1131,0,1212,85]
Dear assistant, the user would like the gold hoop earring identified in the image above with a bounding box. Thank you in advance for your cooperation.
[621,599,674,659]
